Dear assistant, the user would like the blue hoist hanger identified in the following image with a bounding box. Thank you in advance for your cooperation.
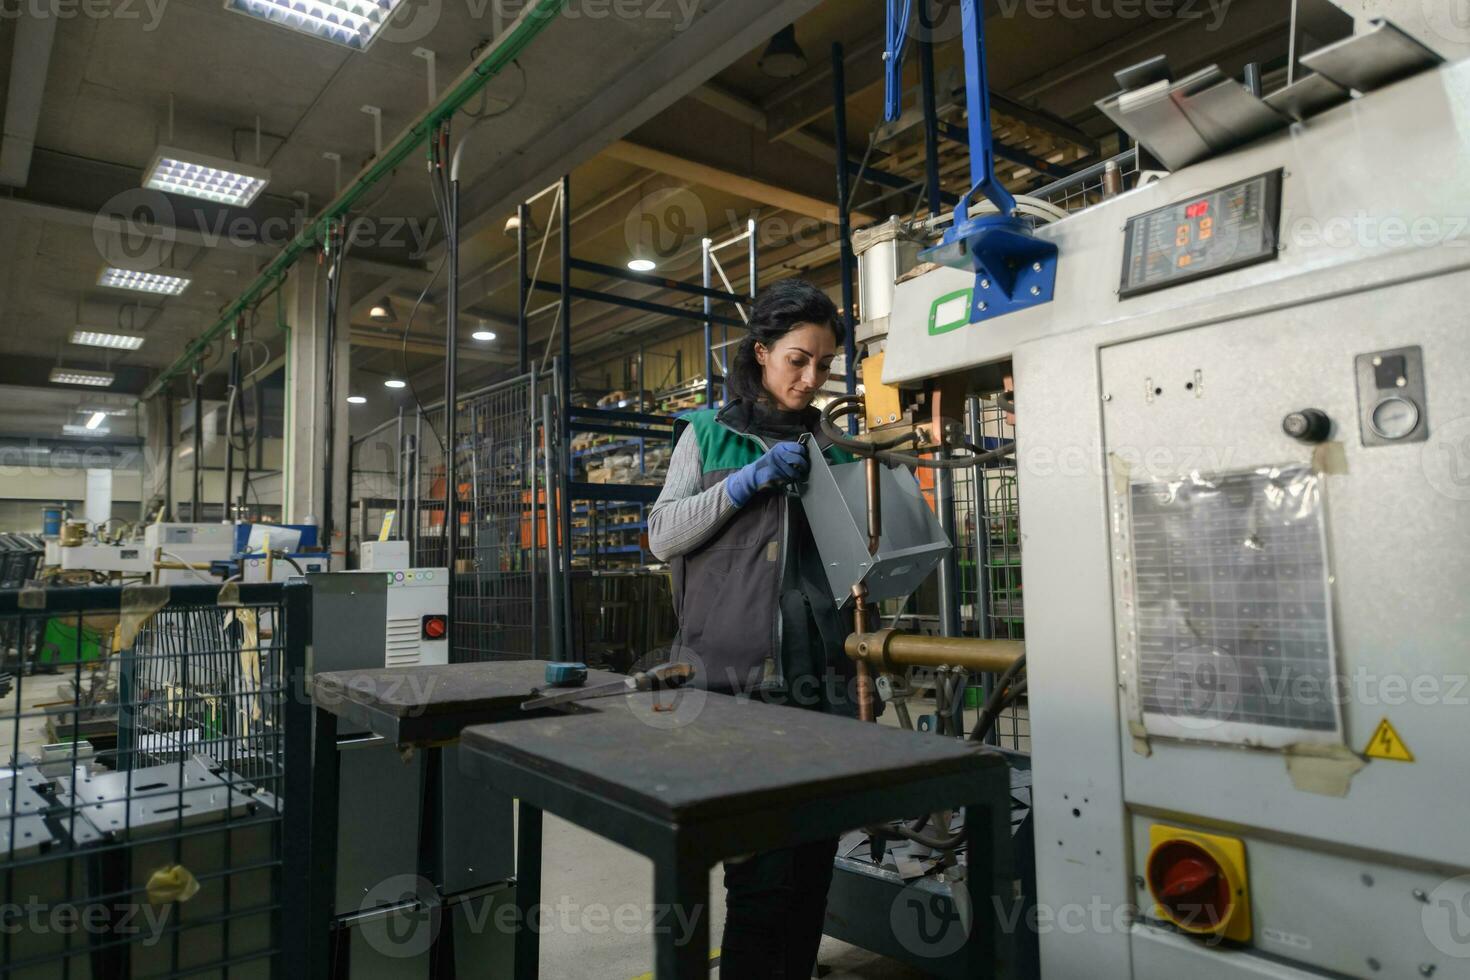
[885,0,1058,323]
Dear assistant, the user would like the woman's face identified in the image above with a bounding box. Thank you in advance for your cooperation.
[756,322,837,411]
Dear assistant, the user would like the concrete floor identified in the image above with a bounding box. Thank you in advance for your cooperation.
[534,809,929,980]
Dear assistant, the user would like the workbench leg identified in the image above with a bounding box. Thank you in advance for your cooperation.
[652,849,709,979]
[422,746,458,979]
[309,706,341,979]
[514,802,543,980]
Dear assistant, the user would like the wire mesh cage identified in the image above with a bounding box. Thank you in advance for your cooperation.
[953,396,1029,752]
[0,582,307,978]
[447,377,543,662]
[1029,147,1142,217]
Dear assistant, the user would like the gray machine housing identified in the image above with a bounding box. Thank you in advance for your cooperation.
[310,573,514,921]
[885,57,1470,980]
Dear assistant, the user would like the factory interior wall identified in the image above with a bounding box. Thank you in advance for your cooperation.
[0,470,145,531]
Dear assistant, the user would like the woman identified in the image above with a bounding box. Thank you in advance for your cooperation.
[648,278,857,978]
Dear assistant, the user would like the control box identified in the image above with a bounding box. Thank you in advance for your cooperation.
[59,542,152,576]
[359,539,411,571]
[311,568,450,672]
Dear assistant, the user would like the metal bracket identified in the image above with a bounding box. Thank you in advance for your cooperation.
[322,152,342,195]
[361,105,383,158]
[918,0,1058,323]
[412,47,437,105]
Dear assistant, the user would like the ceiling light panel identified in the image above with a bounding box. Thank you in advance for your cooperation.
[97,268,191,295]
[143,146,271,207]
[63,424,111,436]
[50,369,115,387]
[72,329,145,350]
[223,0,408,50]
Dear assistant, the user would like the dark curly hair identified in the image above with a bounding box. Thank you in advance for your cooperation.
[728,279,845,404]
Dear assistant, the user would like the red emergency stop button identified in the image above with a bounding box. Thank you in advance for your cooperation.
[422,615,447,639]
[1148,839,1231,932]
[1144,826,1251,942]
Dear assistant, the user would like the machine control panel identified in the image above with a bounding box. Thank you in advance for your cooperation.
[1355,345,1429,446]
[1119,169,1282,298]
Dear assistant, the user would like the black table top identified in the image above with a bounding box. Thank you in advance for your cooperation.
[459,690,1002,825]
[309,661,626,744]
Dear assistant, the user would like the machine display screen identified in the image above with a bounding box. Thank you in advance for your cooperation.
[1119,169,1282,298]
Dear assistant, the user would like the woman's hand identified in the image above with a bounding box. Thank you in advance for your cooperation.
[725,441,809,506]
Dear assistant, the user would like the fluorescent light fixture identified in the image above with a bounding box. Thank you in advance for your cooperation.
[71,329,145,351]
[384,379,407,389]
[50,368,114,387]
[63,424,110,436]
[84,411,107,430]
[222,0,408,50]
[472,330,497,342]
[627,258,657,273]
[97,268,190,295]
[143,146,270,207]
[346,395,368,405]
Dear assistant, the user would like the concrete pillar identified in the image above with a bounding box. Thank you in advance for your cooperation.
[281,260,351,568]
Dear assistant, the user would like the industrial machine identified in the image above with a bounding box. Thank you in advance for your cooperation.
[233,522,328,582]
[144,522,237,584]
[864,12,1469,978]
[309,569,513,975]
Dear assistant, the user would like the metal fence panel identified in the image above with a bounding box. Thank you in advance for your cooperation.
[0,582,305,978]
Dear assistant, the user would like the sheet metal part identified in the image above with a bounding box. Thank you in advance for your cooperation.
[798,434,951,608]
[56,756,265,839]
[1096,69,1215,171]
[1301,18,1444,93]
[1264,72,1352,122]
[1175,79,1289,153]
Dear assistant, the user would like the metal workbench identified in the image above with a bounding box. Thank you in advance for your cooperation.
[306,660,624,978]
[458,689,1013,979]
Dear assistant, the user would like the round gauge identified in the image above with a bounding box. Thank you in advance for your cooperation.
[1369,397,1420,440]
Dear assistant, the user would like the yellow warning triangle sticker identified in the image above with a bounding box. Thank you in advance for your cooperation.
[1364,718,1414,762]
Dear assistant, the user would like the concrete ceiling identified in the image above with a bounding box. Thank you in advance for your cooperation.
[0,0,1297,440]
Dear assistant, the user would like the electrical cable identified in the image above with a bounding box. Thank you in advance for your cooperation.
[268,550,306,575]
[460,59,527,120]
[822,396,922,449]
[399,255,449,453]
[819,402,1015,469]
[157,550,220,585]
[321,221,353,546]
[970,653,1027,743]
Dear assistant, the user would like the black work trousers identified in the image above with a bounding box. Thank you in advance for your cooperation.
[719,836,840,979]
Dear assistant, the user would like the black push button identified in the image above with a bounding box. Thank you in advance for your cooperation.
[1283,409,1332,443]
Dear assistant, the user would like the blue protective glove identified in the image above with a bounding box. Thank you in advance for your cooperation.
[725,441,809,507]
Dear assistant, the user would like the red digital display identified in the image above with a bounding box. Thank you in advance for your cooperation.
[1185,200,1211,220]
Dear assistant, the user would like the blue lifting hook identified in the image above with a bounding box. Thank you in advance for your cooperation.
[885,0,1058,323]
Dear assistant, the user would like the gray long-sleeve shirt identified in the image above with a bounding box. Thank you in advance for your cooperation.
[647,427,738,561]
